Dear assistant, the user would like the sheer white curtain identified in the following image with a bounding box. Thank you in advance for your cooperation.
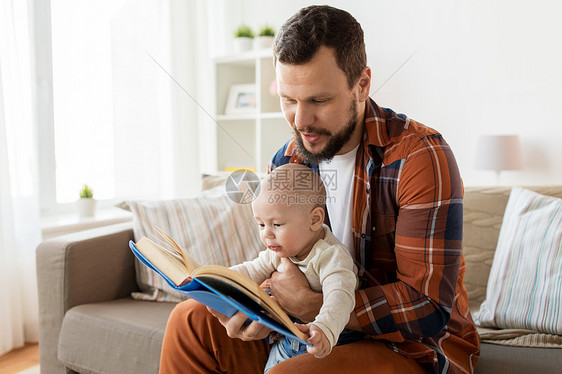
[0,0,211,355]
[0,0,41,355]
[110,0,206,200]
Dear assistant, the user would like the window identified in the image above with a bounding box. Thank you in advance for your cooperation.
[38,1,208,214]
[42,0,182,211]
[50,0,121,203]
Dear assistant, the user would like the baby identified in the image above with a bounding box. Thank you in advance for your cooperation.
[230,163,358,372]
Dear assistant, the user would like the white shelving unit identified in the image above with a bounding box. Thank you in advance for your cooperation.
[213,49,291,174]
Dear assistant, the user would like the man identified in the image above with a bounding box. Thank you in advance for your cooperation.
[160,5,480,374]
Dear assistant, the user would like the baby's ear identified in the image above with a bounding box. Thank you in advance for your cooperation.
[310,206,325,231]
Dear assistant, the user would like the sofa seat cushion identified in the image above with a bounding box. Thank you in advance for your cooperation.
[475,342,562,374]
[58,298,176,374]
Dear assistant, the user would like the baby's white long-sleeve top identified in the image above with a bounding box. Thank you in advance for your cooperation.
[230,224,358,350]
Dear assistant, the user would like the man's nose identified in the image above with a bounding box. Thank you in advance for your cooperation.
[294,103,314,130]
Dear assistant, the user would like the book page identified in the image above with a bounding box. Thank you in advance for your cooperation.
[193,265,307,340]
[132,237,308,342]
[134,237,191,286]
[153,226,201,274]
[199,272,287,324]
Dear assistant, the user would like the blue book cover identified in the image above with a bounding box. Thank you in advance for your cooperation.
[129,240,309,345]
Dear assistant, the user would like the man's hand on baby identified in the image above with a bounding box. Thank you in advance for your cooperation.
[295,323,331,358]
[270,258,322,322]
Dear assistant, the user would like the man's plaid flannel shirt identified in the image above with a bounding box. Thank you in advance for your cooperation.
[269,99,480,374]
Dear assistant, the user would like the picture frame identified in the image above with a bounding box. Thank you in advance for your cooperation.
[225,83,257,114]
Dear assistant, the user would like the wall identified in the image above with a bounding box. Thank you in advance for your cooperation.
[203,0,562,186]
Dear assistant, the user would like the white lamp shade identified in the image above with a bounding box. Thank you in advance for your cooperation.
[475,135,523,171]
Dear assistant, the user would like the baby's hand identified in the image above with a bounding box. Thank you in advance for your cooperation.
[295,323,331,358]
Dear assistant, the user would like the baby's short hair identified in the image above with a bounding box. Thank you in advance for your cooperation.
[261,163,326,209]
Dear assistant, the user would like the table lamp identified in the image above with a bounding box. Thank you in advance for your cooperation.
[474,135,523,184]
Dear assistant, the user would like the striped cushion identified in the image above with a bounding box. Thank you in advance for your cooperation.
[127,186,262,302]
[473,187,562,334]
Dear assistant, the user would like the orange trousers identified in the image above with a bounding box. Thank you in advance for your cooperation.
[159,299,428,374]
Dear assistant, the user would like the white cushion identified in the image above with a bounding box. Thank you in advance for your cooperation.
[473,187,562,334]
[127,186,262,302]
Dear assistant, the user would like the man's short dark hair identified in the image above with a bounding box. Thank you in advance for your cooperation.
[273,5,366,88]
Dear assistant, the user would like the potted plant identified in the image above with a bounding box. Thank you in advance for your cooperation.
[233,24,254,53]
[254,26,275,50]
[78,184,96,218]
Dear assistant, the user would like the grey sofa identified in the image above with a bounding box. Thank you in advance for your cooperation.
[37,186,562,374]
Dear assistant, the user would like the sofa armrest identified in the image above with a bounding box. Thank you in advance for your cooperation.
[37,222,136,374]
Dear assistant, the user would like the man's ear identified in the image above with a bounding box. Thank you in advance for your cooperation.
[310,206,325,231]
[356,66,371,102]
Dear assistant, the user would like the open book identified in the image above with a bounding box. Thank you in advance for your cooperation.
[129,227,308,345]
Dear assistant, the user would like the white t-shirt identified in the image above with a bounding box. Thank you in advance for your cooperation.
[319,145,358,253]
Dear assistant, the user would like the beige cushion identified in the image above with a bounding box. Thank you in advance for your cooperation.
[201,172,229,191]
[127,186,262,302]
[463,187,512,313]
[473,188,562,335]
[463,186,562,313]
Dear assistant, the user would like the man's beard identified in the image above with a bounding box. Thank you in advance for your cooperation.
[293,98,358,164]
